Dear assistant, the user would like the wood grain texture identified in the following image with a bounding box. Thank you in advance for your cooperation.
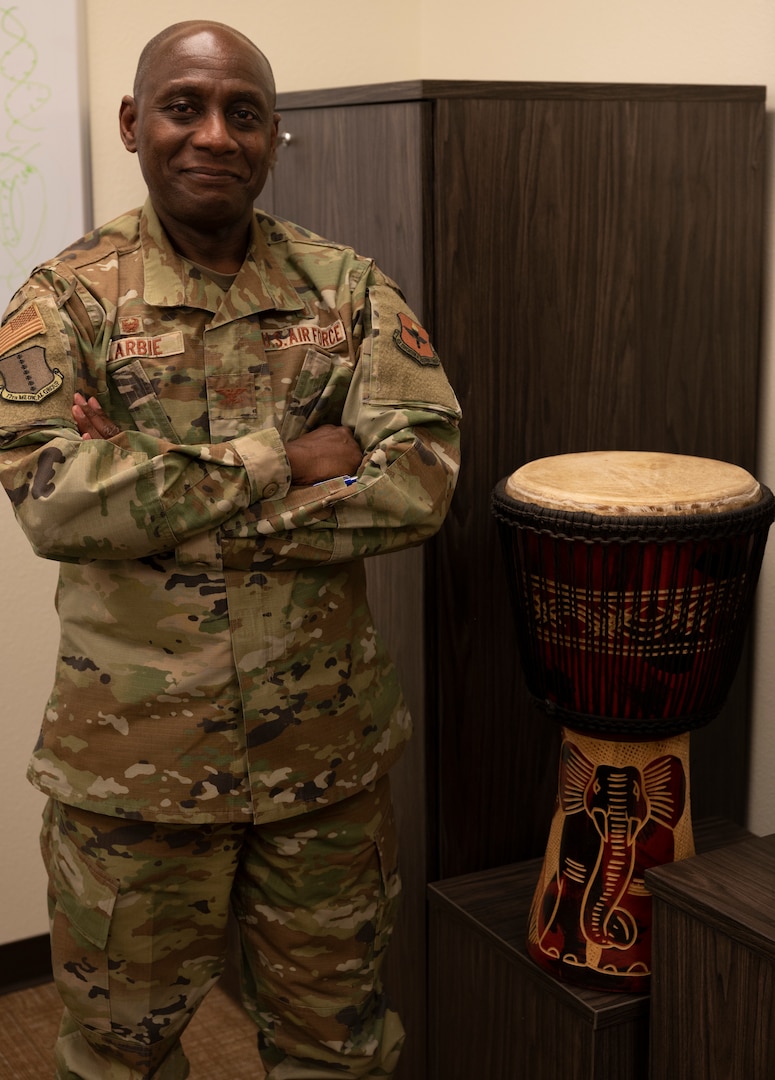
[648,834,775,1080]
[650,907,775,1080]
[647,832,775,958]
[269,101,431,314]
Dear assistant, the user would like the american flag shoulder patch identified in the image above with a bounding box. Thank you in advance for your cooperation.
[0,303,46,356]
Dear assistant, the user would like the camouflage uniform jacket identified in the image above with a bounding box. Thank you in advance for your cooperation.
[0,201,461,825]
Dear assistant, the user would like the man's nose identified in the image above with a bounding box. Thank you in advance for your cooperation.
[191,110,237,152]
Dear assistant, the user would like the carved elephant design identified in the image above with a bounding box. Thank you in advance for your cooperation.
[532,738,686,977]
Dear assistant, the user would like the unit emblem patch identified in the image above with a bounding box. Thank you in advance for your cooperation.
[0,346,64,402]
[393,312,439,366]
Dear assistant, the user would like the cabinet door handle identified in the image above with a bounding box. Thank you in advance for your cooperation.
[277,131,293,148]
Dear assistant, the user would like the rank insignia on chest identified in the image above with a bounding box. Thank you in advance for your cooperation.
[118,316,143,335]
[0,346,64,402]
[394,312,439,366]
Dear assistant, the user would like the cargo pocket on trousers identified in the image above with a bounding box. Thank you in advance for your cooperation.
[41,801,119,1034]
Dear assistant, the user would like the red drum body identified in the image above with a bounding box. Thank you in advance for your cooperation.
[492,451,775,992]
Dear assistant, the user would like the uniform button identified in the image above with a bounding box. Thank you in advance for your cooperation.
[263,483,279,498]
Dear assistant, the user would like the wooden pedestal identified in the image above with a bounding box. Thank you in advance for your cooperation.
[428,820,749,1079]
[647,832,775,1080]
[428,859,649,1079]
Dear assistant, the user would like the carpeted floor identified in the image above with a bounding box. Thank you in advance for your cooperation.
[0,979,265,1079]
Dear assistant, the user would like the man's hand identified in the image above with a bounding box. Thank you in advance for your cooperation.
[285,425,363,486]
[73,393,122,440]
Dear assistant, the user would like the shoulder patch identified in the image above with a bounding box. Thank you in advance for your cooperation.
[366,284,460,417]
[0,345,64,402]
[0,302,46,354]
[0,299,70,411]
[393,312,439,367]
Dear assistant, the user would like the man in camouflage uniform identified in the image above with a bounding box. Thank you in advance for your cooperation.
[0,20,460,1080]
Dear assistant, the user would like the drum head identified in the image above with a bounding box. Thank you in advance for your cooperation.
[505,451,761,516]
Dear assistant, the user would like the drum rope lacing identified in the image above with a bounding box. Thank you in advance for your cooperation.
[490,482,775,738]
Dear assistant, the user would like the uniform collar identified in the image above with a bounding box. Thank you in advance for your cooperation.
[140,199,304,320]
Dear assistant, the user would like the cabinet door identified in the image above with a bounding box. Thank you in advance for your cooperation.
[267,101,430,315]
[267,99,433,1080]
[431,93,764,876]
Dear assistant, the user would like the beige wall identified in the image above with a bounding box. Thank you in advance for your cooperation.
[3,0,774,945]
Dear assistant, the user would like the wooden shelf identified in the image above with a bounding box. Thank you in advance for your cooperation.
[429,819,750,1079]
[429,858,649,1079]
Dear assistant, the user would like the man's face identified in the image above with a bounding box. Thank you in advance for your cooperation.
[120,28,279,244]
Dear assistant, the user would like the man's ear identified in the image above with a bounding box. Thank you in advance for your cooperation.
[119,95,139,154]
[268,113,281,169]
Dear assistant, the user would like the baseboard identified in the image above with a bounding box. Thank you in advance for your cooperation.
[0,933,52,995]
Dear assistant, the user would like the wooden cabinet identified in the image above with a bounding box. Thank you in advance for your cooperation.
[647,833,775,1079]
[265,81,765,1078]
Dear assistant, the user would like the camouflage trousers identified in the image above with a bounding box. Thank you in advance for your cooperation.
[40,776,404,1079]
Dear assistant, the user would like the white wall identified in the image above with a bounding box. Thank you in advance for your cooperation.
[2,0,774,945]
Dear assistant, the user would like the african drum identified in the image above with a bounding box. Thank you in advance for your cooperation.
[491,451,775,992]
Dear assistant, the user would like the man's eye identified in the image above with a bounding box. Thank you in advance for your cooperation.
[168,102,196,115]
[231,108,259,122]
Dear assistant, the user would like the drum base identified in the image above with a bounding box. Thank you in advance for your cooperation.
[527,728,695,993]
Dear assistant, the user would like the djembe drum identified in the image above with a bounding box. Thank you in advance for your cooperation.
[491,451,775,993]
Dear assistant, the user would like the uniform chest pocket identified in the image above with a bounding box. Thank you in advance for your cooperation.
[206,372,260,441]
[280,349,354,442]
[107,357,180,440]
